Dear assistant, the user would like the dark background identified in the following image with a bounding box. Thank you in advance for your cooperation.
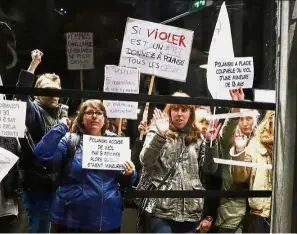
[0,0,277,136]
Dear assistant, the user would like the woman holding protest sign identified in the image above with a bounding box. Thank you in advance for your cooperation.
[139,91,221,233]
[33,99,137,233]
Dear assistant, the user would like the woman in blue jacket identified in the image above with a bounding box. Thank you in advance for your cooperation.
[33,99,137,233]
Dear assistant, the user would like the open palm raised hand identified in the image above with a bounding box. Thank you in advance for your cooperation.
[153,108,169,136]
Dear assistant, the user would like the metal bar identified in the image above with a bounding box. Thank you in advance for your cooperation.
[6,86,275,110]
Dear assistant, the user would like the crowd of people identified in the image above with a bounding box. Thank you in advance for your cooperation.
[0,49,274,233]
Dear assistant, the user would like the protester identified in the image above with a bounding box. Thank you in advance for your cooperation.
[215,89,260,233]
[139,91,221,233]
[15,49,68,233]
[108,118,128,137]
[231,111,274,233]
[33,99,137,233]
[195,107,211,138]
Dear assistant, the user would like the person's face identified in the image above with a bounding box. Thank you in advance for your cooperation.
[121,119,128,131]
[239,116,254,135]
[83,107,105,136]
[170,105,191,129]
[197,120,209,136]
[38,80,60,108]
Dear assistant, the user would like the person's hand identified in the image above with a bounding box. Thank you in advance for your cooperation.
[196,218,212,233]
[59,117,71,129]
[138,121,147,134]
[31,49,43,63]
[28,49,43,73]
[153,108,169,137]
[234,128,248,152]
[230,88,244,113]
[123,160,135,176]
[205,119,221,142]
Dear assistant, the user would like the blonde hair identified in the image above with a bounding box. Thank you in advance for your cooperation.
[35,73,61,88]
[256,111,275,142]
[72,99,108,134]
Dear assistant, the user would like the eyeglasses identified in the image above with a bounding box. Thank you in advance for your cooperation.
[84,110,104,118]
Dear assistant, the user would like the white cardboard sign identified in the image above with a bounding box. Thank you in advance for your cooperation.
[82,135,130,170]
[103,100,138,120]
[210,57,254,90]
[119,18,194,82]
[0,100,26,138]
[0,147,19,182]
[103,65,140,120]
[254,89,276,103]
[66,32,94,70]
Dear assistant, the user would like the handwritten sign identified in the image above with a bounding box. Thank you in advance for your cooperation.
[0,100,26,138]
[82,135,130,170]
[119,18,194,82]
[103,65,140,119]
[207,2,234,100]
[103,101,138,120]
[66,32,94,70]
[104,65,140,93]
[210,57,254,89]
[0,147,19,182]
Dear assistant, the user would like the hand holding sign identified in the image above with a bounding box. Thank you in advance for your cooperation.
[230,88,245,113]
[230,88,245,101]
[205,119,221,143]
[123,160,135,176]
[153,108,169,137]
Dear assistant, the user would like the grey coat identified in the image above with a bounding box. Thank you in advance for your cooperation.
[139,130,219,222]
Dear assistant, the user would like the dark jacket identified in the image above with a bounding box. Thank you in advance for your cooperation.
[15,70,68,193]
[33,124,137,232]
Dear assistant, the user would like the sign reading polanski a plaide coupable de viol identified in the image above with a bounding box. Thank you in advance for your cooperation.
[119,18,194,82]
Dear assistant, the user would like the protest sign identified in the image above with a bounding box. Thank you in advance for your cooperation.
[66,32,94,70]
[103,65,140,119]
[210,57,254,90]
[207,2,234,100]
[82,135,130,170]
[103,101,138,120]
[0,100,26,138]
[119,18,194,82]
[104,65,140,93]
[254,89,276,103]
[0,147,19,182]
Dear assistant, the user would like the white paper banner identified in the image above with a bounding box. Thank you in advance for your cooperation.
[0,100,26,138]
[0,147,19,182]
[82,135,130,170]
[119,18,194,82]
[214,158,272,170]
[66,32,94,70]
[206,110,259,120]
[207,2,234,100]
